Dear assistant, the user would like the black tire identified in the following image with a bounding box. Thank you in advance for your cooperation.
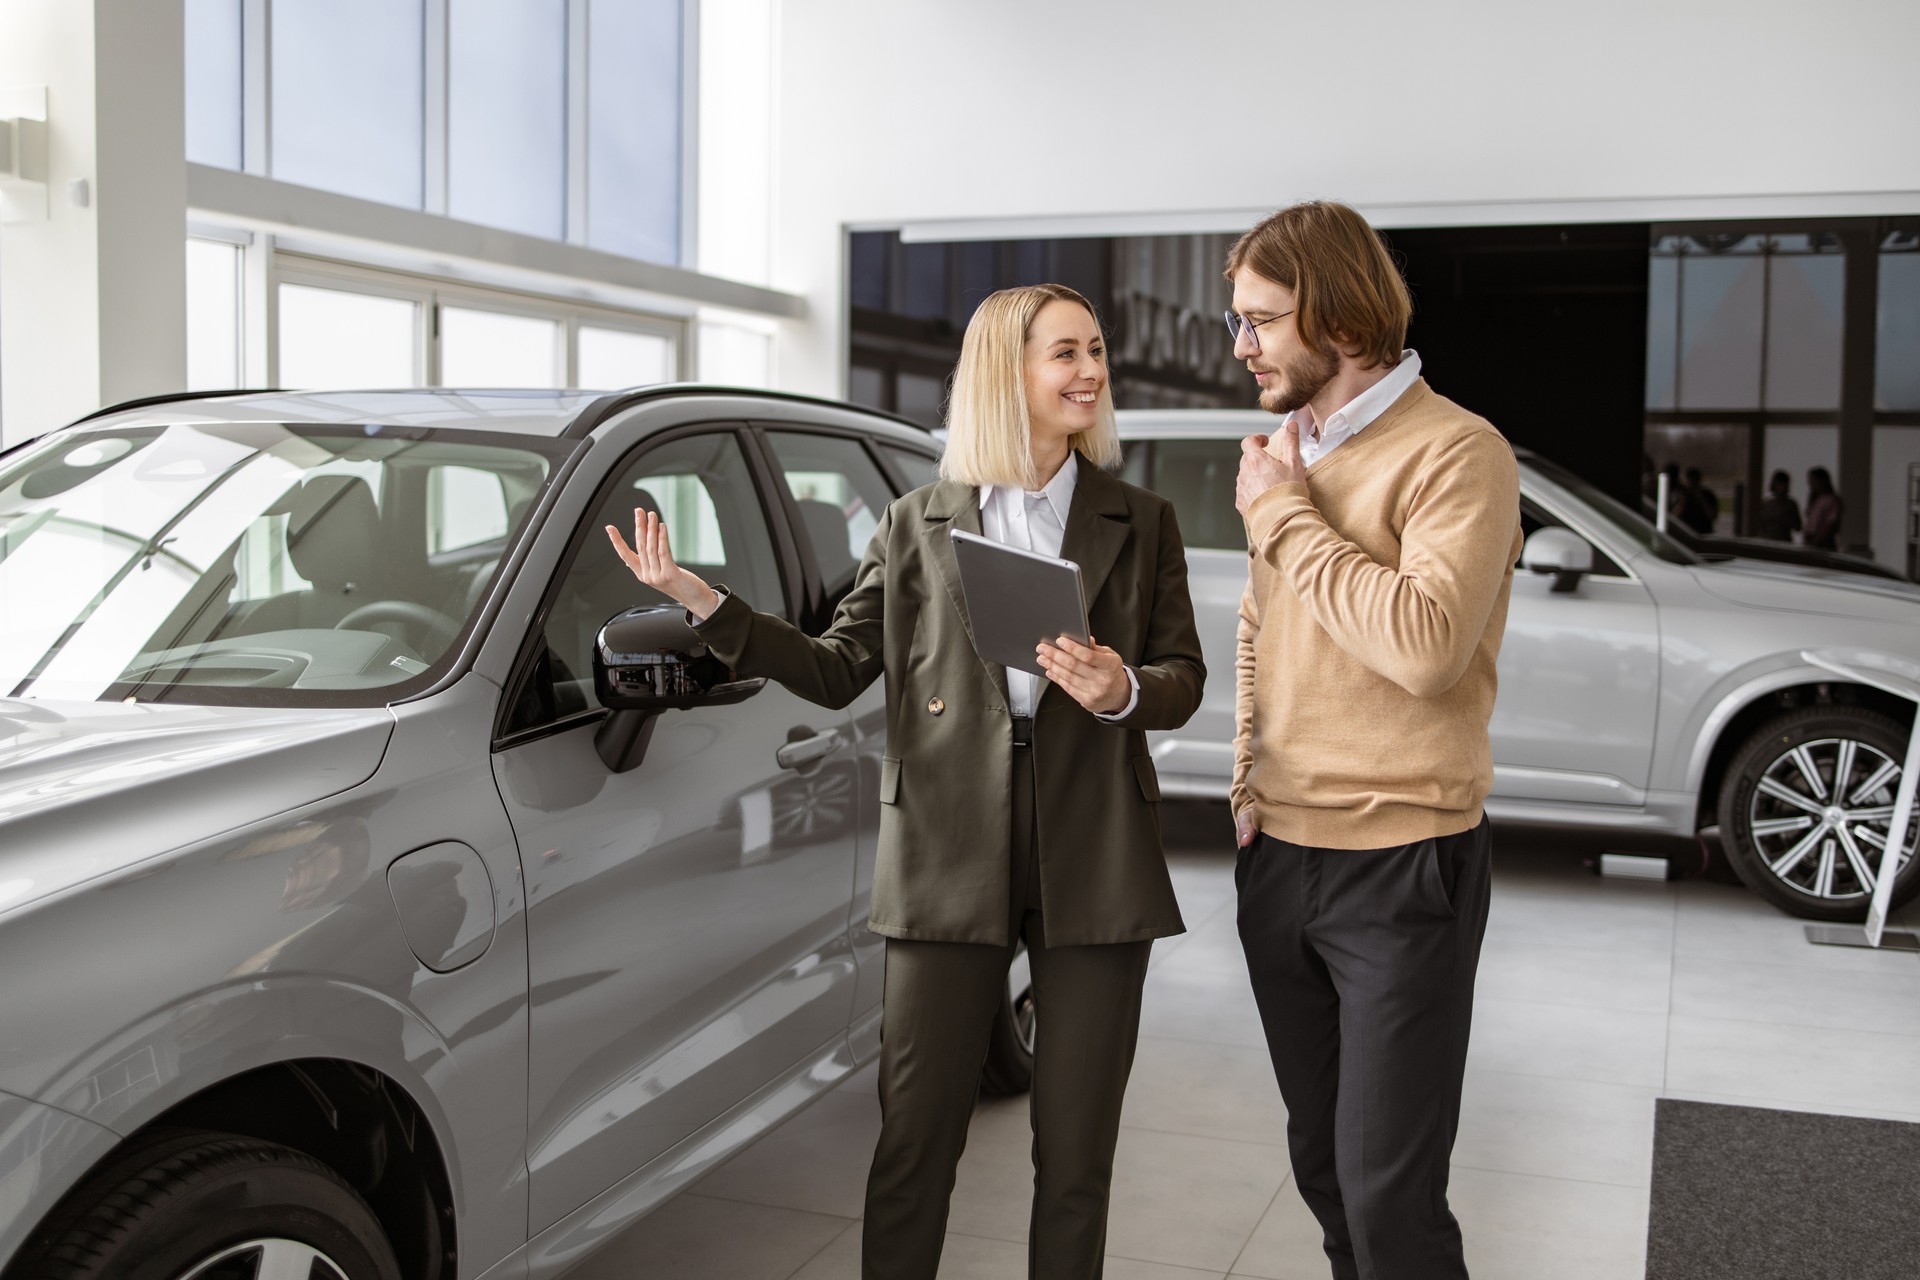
[11,1131,402,1280]
[978,945,1036,1097]
[1717,705,1920,921]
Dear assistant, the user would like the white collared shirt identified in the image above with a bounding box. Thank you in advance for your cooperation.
[978,451,1138,720]
[1287,349,1421,467]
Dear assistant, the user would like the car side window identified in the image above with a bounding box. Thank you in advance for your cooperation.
[1521,497,1629,578]
[1126,439,1248,553]
[505,431,786,735]
[878,443,940,493]
[765,431,896,609]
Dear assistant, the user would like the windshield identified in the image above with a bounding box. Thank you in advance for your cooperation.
[0,420,573,706]
[1521,453,1699,566]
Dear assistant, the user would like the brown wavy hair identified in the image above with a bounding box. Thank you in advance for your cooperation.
[1224,201,1411,372]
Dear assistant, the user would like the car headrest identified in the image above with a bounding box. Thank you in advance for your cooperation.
[795,498,856,590]
[287,475,382,592]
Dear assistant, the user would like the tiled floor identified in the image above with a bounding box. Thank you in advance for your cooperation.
[568,808,1920,1279]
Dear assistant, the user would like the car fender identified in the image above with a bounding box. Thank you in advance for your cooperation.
[1677,655,1898,796]
[0,1089,122,1267]
[16,975,471,1233]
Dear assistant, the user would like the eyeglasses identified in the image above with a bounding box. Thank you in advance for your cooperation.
[1224,309,1295,354]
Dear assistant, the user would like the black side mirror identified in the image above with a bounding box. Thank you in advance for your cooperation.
[591,604,765,772]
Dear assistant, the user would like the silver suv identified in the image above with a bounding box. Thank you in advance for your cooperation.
[1116,410,1920,922]
[0,388,1012,1280]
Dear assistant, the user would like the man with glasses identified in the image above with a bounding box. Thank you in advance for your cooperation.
[1225,201,1522,1280]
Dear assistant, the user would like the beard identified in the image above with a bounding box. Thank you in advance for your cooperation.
[1257,344,1340,416]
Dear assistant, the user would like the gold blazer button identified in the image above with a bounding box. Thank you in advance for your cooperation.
[927,696,945,715]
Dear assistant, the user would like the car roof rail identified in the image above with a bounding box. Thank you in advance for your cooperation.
[70,388,284,426]
[559,382,932,440]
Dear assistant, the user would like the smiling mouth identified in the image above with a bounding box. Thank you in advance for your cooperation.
[1063,391,1097,403]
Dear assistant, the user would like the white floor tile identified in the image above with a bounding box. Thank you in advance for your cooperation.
[1664,1013,1920,1118]
[1473,938,1672,1013]
[1467,997,1670,1088]
[1451,1166,1648,1280]
[1104,1126,1294,1273]
[560,1192,852,1280]
[1121,1036,1288,1147]
[1670,950,1920,1034]
[1455,1069,1658,1187]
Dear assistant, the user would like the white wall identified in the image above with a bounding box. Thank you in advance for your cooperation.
[0,0,186,445]
[769,0,1920,396]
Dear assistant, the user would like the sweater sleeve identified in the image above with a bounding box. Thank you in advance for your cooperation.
[691,505,891,710]
[1243,431,1520,699]
[1108,500,1206,732]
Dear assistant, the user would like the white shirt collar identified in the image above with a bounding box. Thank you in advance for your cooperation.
[1287,350,1421,463]
[979,449,1078,526]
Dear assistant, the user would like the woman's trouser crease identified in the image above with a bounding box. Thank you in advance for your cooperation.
[862,719,1152,1280]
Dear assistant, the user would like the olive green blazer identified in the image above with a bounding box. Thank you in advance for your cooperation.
[692,462,1205,946]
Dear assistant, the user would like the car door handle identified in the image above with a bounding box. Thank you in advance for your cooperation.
[776,729,841,770]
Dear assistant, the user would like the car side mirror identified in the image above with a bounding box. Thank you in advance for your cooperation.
[591,604,765,772]
[1521,527,1592,594]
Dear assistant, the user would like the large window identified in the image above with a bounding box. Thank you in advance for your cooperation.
[185,0,689,266]
[185,238,243,391]
[268,260,684,391]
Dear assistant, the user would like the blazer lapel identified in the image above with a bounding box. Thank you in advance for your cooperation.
[1057,463,1132,618]
[921,480,1012,706]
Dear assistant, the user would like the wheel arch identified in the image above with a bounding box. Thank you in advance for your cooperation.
[1688,672,1915,828]
[5,1058,458,1280]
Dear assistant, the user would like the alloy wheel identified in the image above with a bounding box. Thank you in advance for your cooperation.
[176,1238,350,1280]
[1745,735,1913,901]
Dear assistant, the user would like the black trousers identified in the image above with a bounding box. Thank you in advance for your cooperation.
[862,733,1153,1280]
[1236,817,1493,1280]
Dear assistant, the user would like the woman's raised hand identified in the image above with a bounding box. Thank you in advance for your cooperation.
[605,508,722,621]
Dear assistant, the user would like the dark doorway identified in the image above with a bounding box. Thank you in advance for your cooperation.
[1384,223,1651,505]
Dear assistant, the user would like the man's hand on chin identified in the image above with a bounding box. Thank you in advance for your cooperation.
[1235,424,1307,516]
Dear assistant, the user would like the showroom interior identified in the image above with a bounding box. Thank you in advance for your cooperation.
[0,2,1918,1279]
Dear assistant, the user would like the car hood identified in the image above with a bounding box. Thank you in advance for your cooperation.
[1689,557,1920,621]
[0,698,394,918]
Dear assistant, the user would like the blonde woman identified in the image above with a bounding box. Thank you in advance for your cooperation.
[608,283,1203,1279]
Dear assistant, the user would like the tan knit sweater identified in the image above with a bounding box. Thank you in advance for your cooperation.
[1233,378,1522,849]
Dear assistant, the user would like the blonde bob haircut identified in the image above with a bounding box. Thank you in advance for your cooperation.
[940,283,1122,489]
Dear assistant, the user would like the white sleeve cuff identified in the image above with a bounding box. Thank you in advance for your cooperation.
[687,585,729,627]
[1094,664,1141,721]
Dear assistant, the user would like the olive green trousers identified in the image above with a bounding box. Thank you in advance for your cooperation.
[861,742,1154,1280]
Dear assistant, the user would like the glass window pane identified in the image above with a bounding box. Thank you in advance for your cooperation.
[766,431,895,601]
[1148,439,1246,552]
[186,239,241,391]
[441,307,562,388]
[1764,253,1844,410]
[449,0,567,239]
[1880,253,1920,411]
[1644,253,1678,411]
[879,443,939,493]
[428,465,509,553]
[279,284,419,389]
[184,0,242,169]
[272,0,424,208]
[578,326,674,389]
[1678,251,1765,410]
[697,320,771,387]
[587,0,683,264]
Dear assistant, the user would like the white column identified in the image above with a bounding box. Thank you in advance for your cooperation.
[0,0,186,446]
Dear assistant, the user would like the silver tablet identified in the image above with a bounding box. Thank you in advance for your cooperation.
[949,528,1090,677]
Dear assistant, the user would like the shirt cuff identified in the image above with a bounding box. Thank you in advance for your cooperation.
[687,585,729,627]
[1094,664,1141,721]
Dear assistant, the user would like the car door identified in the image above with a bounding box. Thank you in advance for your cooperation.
[490,426,860,1233]
[756,425,907,1038]
[1490,492,1662,804]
